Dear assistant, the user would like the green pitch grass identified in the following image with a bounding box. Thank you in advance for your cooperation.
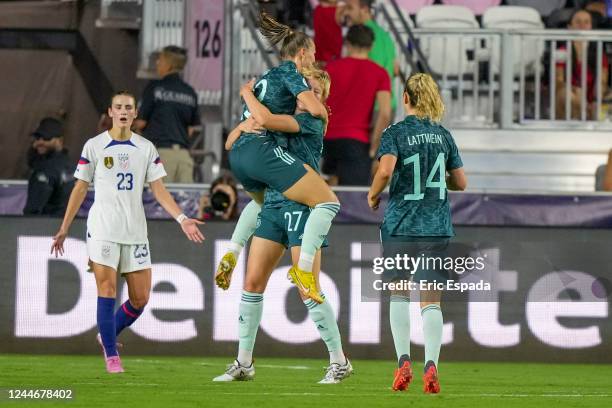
[1,355,611,408]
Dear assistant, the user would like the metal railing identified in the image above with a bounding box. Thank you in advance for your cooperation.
[135,0,612,131]
[138,0,185,78]
[412,28,501,127]
[515,30,611,127]
[228,0,278,126]
[389,26,612,129]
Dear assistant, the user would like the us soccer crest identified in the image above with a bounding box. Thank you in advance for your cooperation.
[118,153,129,170]
[104,156,114,169]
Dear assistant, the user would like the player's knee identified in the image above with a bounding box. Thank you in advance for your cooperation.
[243,279,265,294]
[391,289,410,297]
[97,282,116,298]
[130,293,149,309]
[420,300,441,309]
[328,192,340,205]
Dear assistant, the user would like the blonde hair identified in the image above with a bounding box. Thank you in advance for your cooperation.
[259,12,313,59]
[301,66,331,102]
[404,73,445,122]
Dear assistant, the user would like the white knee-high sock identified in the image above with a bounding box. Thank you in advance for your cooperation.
[390,295,411,362]
[298,202,340,272]
[229,200,261,257]
[304,293,345,364]
[237,291,263,366]
[422,304,443,368]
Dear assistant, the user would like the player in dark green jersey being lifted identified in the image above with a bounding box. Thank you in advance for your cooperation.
[220,13,339,305]
[214,68,351,384]
[368,73,467,394]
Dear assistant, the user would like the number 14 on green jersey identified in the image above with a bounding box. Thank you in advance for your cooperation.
[403,152,446,201]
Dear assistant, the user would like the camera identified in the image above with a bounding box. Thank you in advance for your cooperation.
[203,190,231,217]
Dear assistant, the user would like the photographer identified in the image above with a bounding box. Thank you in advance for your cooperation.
[198,174,239,221]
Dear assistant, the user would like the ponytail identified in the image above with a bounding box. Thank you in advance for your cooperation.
[259,12,312,59]
[404,73,445,122]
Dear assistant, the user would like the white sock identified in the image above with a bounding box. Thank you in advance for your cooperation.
[227,241,243,258]
[297,252,315,272]
[330,350,346,365]
[237,349,253,367]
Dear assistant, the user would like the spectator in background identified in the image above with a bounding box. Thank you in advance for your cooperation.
[342,0,398,111]
[197,173,239,221]
[585,0,612,28]
[556,9,609,120]
[134,46,200,183]
[324,24,392,185]
[313,0,343,66]
[23,117,74,216]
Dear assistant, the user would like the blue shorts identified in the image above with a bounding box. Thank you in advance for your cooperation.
[229,137,307,193]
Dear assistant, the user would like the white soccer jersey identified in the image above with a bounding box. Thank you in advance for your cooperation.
[74,131,167,244]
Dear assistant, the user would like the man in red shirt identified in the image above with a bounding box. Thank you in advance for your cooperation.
[313,0,343,66]
[324,24,392,185]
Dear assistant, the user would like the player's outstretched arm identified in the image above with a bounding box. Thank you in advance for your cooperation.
[51,179,90,257]
[149,179,205,243]
[240,80,300,133]
[368,154,397,210]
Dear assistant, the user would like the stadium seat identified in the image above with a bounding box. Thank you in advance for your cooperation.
[505,0,567,17]
[394,0,435,15]
[483,6,544,75]
[416,5,479,77]
[440,0,501,16]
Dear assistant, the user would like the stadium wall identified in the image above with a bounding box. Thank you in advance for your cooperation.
[0,217,610,363]
[0,0,144,179]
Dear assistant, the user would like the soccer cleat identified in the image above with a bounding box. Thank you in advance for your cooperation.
[105,356,124,374]
[392,359,413,391]
[318,358,353,384]
[423,362,441,394]
[215,252,237,290]
[287,265,323,304]
[212,360,255,382]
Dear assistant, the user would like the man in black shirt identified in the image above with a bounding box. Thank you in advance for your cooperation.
[23,117,75,216]
[135,45,200,183]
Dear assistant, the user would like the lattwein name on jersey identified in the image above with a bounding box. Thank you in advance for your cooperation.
[406,133,444,146]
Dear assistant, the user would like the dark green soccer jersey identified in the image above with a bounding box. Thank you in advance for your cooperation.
[234,61,310,150]
[264,113,324,208]
[377,115,463,237]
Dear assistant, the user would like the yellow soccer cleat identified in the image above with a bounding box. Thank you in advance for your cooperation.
[287,265,323,304]
[215,252,237,290]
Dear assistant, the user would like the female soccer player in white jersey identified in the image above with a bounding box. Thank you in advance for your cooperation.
[50,91,204,374]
